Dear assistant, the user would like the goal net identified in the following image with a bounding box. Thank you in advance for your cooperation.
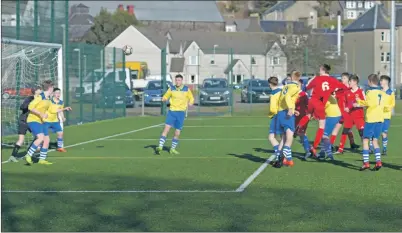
[1,38,63,147]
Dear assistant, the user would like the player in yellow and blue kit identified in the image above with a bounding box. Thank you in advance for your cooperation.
[379,75,395,155]
[319,94,341,160]
[274,70,301,167]
[356,74,385,171]
[24,80,54,165]
[156,74,194,155]
[44,88,72,153]
[267,77,282,160]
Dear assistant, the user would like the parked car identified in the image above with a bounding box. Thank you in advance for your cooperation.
[96,82,134,108]
[143,80,172,106]
[199,78,230,106]
[2,83,36,99]
[241,79,271,103]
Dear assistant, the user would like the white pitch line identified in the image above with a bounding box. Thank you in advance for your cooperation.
[185,125,266,128]
[2,190,238,193]
[236,154,276,192]
[1,123,164,164]
[104,138,268,141]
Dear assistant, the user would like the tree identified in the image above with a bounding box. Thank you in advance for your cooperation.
[83,8,139,45]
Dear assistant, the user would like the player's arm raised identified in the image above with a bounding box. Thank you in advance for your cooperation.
[186,89,195,106]
[305,77,316,91]
[162,88,172,102]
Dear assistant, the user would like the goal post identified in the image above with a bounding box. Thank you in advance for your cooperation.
[1,37,63,146]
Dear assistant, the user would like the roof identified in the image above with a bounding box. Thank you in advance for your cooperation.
[136,27,168,49]
[264,1,296,15]
[69,13,94,25]
[170,58,185,72]
[260,20,311,34]
[312,28,337,34]
[224,59,240,74]
[397,9,402,27]
[225,18,262,32]
[167,30,279,55]
[69,25,92,41]
[343,4,390,32]
[75,1,224,22]
[1,1,28,15]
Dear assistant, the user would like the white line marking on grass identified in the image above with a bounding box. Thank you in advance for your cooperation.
[104,138,268,141]
[2,190,238,193]
[236,154,276,192]
[45,156,236,159]
[186,125,266,128]
[1,123,164,164]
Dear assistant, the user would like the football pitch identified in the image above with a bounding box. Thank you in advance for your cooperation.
[2,110,402,231]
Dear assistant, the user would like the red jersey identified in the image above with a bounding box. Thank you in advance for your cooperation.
[348,87,365,118]
[335,89,347,114]
[296,91,309,117]
[306,76,347,104]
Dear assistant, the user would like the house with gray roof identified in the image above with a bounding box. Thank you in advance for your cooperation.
[69,4,94,42]
[262,1,319,28]
[106,25,287,85]
[224,17,262,32]
[74,1,224,32]
[343,3,402,85]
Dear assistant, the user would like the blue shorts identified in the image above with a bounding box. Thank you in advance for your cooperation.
[324,116,341,137]
[363,122,383,139]
[28,122,45,136]
[269,115,281,135]
[382,119,390,133]
[277,110,295,133]
[44,122,63,135]
[165,110,185,130]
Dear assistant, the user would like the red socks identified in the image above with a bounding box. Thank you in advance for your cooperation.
[338,134,347,152]
[348,131,355,145]
[297,115,310,128]
[330,135,336,145]
[313,128,324,149]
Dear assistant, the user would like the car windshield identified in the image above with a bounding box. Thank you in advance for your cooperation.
[146,81,172,90]
[84,71,103,82]
[202,79,228,88]
[249,80,269,87]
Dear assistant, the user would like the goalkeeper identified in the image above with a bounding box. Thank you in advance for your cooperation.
[7,85,42,162]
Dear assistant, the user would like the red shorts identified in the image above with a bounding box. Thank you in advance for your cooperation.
[343,116,365,130]
[295,115,308,136]
[307,98,326,120]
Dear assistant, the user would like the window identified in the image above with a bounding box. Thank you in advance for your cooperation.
[346,1,356,9]
[281,36,287,45]
[210,59,215,65]
[365,1,374,9]
[225,25,236,32]
[190,75,195,83]
[381,52,385,62]
[381,32,385,42]
[293,36,300,45]
[271,57,280,65]
[251,57,256,65]
[357,1,363,8]
[386,52,390,62]
[347,11,356,19]
[188,56,198,65]
[381,52,391,63]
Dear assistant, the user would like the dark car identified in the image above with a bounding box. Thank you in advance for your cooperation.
[241,79,271,103]
[143,80,172,106]
[96,82,134,108]
[199,78,230,106]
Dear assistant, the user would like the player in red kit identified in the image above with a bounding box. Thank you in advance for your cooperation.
[296,64,347,156]
[294,79,311,158]
[334,74,365,154]
[330,73,359,151]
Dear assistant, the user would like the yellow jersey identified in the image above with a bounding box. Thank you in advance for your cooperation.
[45,98,64,123]
[27,92,52,123]
[163,85,194,112]
[268,88,282,118]
[325,95,341,117]
[357,87,385,123]
[382,89,395,120]
[278,82,300,111]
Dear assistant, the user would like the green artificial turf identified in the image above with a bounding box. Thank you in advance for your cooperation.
[2,103,402,231]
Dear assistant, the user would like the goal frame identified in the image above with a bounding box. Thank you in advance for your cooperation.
[1,37,64,98]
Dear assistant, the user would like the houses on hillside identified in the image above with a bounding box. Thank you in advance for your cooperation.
[343,3,402,85]
[329,0,381,20]
[106,26,287,84]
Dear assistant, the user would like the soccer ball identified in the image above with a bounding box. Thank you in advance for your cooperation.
[122,45,133,56]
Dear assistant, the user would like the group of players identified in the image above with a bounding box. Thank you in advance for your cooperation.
[267,64,395,170]
[7,80,72,165]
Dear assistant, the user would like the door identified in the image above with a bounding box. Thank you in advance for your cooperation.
[236,75,242,84]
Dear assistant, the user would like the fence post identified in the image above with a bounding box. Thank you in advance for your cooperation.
[64,0,70,125]
[122,47,126,117]
[50,0,55,43]
[197,48,201,116]
[91,69,95,122]
[113,47,116,118]
[79,44,84,123]
[161,48,167,116]
[16,0,20,40]
[102,48,106,119]
[229,48,234,116]
[34,0,38,42]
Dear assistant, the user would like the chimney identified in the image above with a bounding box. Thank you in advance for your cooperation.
[127,5,134,15]
[118,4,124,11]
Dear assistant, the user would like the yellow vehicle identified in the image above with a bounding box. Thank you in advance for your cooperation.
[115,61,148,80]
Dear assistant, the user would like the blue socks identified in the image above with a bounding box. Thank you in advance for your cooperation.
[171,138,179,149]
[39,148,48,160]
[382,137,388,151]
[362,149,369,163]
[159,136,166,148]
[27,144,38,156]
[302,135,310,153]
[374,148,381,162]
[57,137,63,148]
[283,146,292,160]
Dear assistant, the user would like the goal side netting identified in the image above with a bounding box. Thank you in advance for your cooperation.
[1,38,63,147]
